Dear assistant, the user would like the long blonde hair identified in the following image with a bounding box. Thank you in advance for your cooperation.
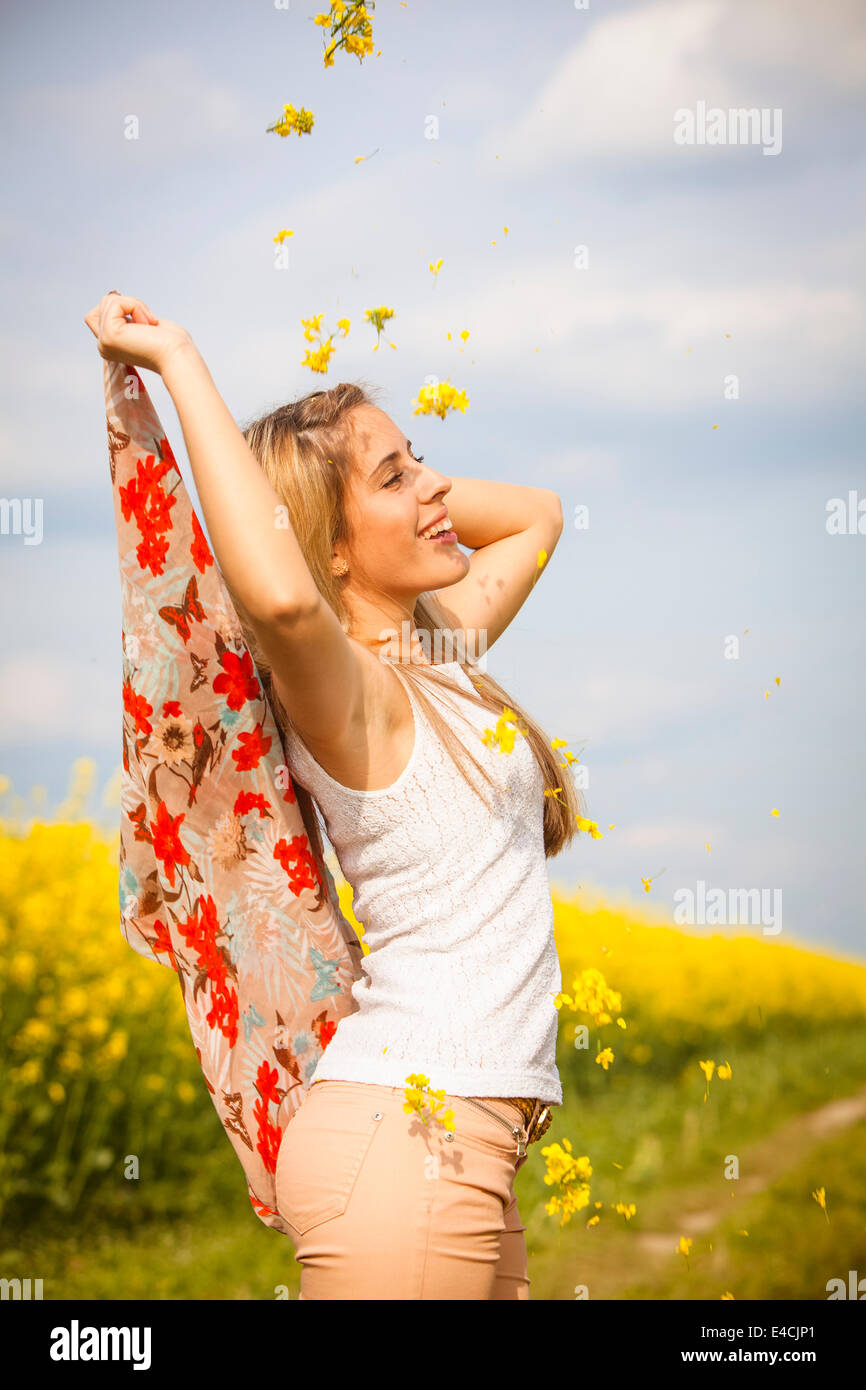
[228,380,585,859]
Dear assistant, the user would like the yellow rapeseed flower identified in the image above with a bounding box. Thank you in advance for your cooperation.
[411,380,469,419]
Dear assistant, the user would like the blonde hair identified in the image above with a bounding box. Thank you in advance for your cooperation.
[229,380,585,859]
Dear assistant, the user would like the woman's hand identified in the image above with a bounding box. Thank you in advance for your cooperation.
[83,292,194,376]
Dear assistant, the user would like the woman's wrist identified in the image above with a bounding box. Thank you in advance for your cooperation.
[160,336,204,393]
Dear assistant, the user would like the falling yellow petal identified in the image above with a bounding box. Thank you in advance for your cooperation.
[770,808,779,817]
[775,677,781,686]
[706,841,711,852]
[712,424,719,430]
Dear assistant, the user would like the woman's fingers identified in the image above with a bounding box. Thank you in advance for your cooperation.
[83,293,158,338]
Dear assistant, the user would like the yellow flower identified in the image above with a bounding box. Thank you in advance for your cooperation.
[677,1236,693,1257]
[301,312,325,343]
[337,318,351,336]
[717,1061,732,1079]
[102,1031,128,1062]
[48,1082,66,1104]
[595,1047,614,1070]
[268,104,315,138]
[575,817,603,839]
[699,1058,715,1083]
[481,706,528,755]
[429,258,443,276]
[315,3,375,68]
[9,951,37,985]
[614,1201,636,1220]
[273,229,294,244]
[402,1073,454,1129]
[301,339,336,374]
[364,306,395,343]
[411,380,469,419]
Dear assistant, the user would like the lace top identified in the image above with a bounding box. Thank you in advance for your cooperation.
[281,660,563,1105]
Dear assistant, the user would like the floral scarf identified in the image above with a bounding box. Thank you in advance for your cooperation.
[104,358,363,1236]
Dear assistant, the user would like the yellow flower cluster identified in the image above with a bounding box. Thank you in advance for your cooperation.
[540,1137,593,1227]
[315,1,375,68]
[412,380,469,419]
[299,313,350,374]
[364,305,396,348]
[481,706,528,755]
[402,1073,455,1131]
[554,966,623,1025]
[0,768,206,1222]
[268,104,315,138]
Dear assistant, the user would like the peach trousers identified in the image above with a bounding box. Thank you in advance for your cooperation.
[275,1078,533,1300]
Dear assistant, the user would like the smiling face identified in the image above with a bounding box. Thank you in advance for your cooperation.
[337,404,471,605]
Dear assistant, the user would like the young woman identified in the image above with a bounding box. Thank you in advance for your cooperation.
[85,292,583,1301]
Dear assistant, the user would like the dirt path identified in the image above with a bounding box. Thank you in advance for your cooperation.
[633,1086,866,1258]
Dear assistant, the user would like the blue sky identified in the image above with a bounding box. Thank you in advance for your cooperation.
[1,0,864,955]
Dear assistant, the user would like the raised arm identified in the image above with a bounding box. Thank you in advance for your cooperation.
[432,477,564,650]
[85,293,365,746]
[159,342,367,744]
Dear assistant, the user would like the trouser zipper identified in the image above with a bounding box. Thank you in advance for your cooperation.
[457,1096,528,1158]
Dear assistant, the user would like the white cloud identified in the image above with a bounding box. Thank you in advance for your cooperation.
[481,0,866,173]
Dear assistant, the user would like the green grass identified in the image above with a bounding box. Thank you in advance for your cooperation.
[2,1023,864,1300]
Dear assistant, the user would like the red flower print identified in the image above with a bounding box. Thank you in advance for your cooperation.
[122,679,153,736]
[135,531,170,576]
[151,918,178,970]
[150,799,191,888]
[318,1018,337,1051]
[162,700,182,717]
[119,452,177,577]
[273,834,321,895]
[177,895,239,1047]
[233,791,272,818]
[253,1060,283,1174]
[190,511,214,573]
[231,723,272,772]
[213,649,261,711]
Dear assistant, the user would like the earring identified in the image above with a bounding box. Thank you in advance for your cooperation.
[333,558,349,576]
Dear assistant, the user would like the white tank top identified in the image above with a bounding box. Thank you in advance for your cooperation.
[281,659,563,1104]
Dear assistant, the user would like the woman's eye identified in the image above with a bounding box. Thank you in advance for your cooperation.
[385,471,403,487]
